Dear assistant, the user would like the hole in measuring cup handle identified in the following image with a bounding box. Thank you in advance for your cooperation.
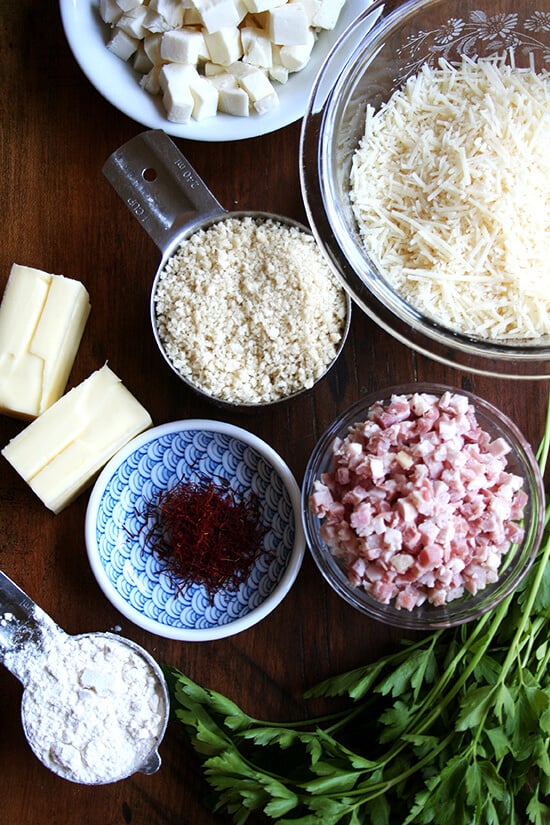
[102,129,226,254]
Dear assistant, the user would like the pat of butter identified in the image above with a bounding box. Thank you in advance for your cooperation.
[2,365,152,513]
[0,264,91,420]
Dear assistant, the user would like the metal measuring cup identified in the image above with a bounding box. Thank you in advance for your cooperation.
[0,570,169,784]
[102,129,351,408]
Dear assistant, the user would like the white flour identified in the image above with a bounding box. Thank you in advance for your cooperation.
[4,619,166,784]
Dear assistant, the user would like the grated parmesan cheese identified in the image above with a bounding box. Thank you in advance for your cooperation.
[350,56,550,340]
[153,216,348,404]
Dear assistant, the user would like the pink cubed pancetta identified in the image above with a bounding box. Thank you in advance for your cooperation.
[309,392,527,611]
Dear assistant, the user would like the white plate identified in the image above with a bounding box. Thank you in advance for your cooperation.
[59,0,369,142]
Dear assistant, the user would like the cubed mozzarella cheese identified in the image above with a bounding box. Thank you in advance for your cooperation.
[161,28,208,63]
[312,0,346,29]
[116,0,143,11]
[140,65,163,94]
[99,0,122,24]
[218,85,250,115]
[106,28,139,61]
[279,28,315,71]
[241,25,272,68]
[237,66,275,101]
[189,76,219,119]
[116,7,151,38]
[133,43,154,73]
[148,0,185,27]
[288,0,319,25]
[143,32,163,62]
[242,0,283,12]
[193,0,247,33]
[159,61,200,92]
[204,26,243,66]
[253,91,278,114]
[267,3,309,45]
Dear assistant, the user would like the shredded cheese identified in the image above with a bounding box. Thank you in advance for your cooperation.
[350,56,550,340]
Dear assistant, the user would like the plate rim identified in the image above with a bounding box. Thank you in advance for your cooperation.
[85,419,305,641]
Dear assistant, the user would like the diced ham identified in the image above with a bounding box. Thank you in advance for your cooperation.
[309,391,527,611]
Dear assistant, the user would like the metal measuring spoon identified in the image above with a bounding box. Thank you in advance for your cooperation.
[102,129,351,408]
[0,570,169,784]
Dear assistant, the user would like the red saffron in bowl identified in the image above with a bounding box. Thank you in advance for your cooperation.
[140,474,268,602]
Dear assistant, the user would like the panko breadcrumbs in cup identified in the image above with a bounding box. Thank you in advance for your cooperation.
[153,216,349,405]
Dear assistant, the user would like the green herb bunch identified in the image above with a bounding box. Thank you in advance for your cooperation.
[167,400,550,825]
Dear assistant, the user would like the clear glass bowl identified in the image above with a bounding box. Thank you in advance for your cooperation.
[301,383,545,629]
[300,0,550,378]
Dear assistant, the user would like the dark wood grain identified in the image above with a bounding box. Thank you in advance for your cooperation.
[1,3,549,823]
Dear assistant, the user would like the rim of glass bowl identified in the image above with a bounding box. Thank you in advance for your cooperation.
[299,0,550,379]
[301,383,545,629]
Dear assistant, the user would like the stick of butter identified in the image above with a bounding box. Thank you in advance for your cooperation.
[0,263,91,419]
[2,365,152,513]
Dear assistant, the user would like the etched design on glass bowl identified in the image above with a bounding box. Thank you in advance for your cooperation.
[397,9,550,79]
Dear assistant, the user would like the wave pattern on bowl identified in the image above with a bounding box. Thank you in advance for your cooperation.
[93,430,295,631]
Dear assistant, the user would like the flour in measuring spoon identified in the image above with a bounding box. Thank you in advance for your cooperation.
[5,625,166,784]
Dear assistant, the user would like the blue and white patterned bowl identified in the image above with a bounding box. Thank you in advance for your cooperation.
[85,420,305,640]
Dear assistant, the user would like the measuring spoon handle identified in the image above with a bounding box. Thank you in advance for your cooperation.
[0,571,60,675]
[102,129,226,254]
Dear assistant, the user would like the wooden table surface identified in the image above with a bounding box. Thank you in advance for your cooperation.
[1,3,549,824]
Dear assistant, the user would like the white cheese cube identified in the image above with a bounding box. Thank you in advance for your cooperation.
[312,0,345,29]
[99,0,122,24]
[241,25,272,68]
[204,61,227,76]
[116,0,143,11]
[148,0,185,27]
[253,91,278,114]
[269,48,289,82]
[189,76,219,119]
[225,58,254,77]
[268,63,288,83]
[237,66,275,101]
[267,3,310,45]
[106,28,139,61]
[242,0,285,11]
[160,63,199,120]
[218,85,250,115]
[204,27,243,66]
[161,29,208,64]
[207,71,238,88]
[140,65,162,94]
[193,0,247,33]
[159,61,200,92]
[289,0,319,25]
[0,264,90,420]
[279,28,315,71]
[133,43,154,73]
[116,7,151,39]
[143,33,163,63]
[183,8,203,24]
[163,84,195,122]
[143,10,173,32]
[2,365,152,514]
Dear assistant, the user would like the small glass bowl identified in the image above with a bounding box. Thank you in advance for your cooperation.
[301,383,545,629]
[300,0,550,378]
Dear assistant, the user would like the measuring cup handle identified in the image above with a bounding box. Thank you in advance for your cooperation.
[102,129,226,254]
